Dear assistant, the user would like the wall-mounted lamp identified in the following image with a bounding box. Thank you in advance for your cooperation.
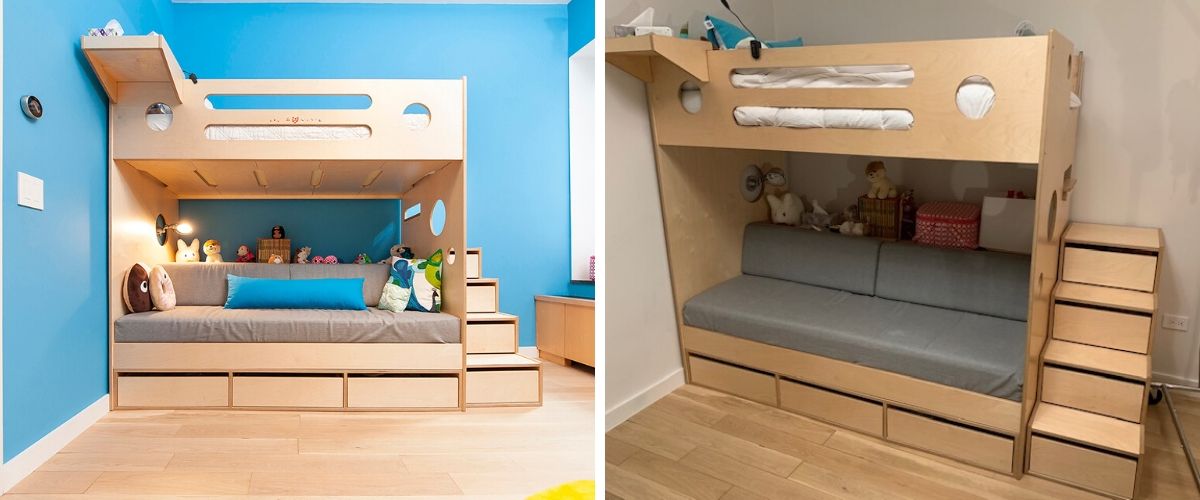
[740,163,787,202]
[156,214,194,245]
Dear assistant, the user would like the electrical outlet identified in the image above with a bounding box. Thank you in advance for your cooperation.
[1163,314,1190,332]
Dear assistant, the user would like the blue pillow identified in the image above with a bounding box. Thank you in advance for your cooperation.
[705,16,804,50]
[225,275,366,310]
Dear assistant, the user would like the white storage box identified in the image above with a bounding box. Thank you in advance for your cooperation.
[979,196,1035,254]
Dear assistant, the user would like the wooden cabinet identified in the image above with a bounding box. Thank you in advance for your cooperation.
[535,295,595,367]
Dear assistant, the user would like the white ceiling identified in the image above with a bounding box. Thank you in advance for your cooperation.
[173,0,568,4]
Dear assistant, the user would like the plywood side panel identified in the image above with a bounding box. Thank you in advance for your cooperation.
[645,36,1051,163]
[402,160,467,325]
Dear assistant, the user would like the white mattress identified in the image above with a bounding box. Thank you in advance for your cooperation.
[731,65,915,89]
[734,106,915,130]
[205,125,372,141]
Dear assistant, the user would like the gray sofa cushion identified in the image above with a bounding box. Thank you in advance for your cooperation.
[742,223,882,295]
[876,243,1030,321]
[290,263,390,307]
[163,263,289,306]
[683,275,1026,401]
[115,306,460,343]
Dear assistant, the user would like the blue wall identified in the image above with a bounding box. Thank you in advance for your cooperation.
[568,0,596,56]
[178,200,401,263]
[3,0,173,461]
[168,3,574,346]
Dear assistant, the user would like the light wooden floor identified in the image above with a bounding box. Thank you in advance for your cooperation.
[607,384,1200,500]
[5,362,594,498]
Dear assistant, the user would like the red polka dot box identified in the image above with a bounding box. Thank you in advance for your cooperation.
[913,201,981,249]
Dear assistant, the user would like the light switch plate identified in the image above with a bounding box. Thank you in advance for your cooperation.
[17,172,44,210]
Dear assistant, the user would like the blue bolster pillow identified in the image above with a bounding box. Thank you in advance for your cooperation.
[224,275,366,310]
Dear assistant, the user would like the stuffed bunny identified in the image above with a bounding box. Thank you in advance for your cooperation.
[766,193,802,226]
[866,161,898,199]
[203,240,223,263]
[176,238,200,263]
[295,246,312,264]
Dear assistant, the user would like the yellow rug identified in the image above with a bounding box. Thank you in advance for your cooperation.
[528,480,595,499]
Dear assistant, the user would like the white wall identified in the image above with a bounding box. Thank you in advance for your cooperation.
[603,0,776,428]
[570,41,596,281]
[772,0,1200,385]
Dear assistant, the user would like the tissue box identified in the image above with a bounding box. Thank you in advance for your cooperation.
[979,196,1035,254]
[914,202,980,249]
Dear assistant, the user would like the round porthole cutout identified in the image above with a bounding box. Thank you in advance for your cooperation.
[956,76,995,120]
[146,102,173,131]
[403,103,431,130]
[430,199,446,236]
[679,80,702,114]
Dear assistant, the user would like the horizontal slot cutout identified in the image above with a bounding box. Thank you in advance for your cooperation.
[205,94,372,110]
[205,125,371,141]
[731,64,914,89]
[733,106,914,130]
[403,203,422,220]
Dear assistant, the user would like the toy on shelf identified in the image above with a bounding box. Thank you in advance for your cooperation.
[899,190,917,240]
[295,246,312,264]
[235,245,255,263]
[203,240,223,263]
[267,254,284,264]
[176,238,200,263]
[913,201,981,249]
[390,244,415,259]
[354,253,373,264]
[766,193,802,226]
[837,206,866,236]
[271,225,286,239]
[866,161,898,199]
[313,255,339,264]
[258,225,291,264]
[801,199,832,230]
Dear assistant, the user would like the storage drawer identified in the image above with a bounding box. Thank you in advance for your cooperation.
[467,283,498,313]
[1052,304,1151,354]
[780,380,882,436]
[116,375,228,408]
[1042,367,1145,422]
[885,408,1013,473]
[688,355,777,406]
[347,375,459,409]
[466,369,540,405]
[1029,435,1137,498]
[466,322,517,354]
[1062,247,1157,292]
[232,375,343,408]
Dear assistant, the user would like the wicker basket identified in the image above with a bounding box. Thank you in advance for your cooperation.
[858,196,901,240]
[257,238,291,263]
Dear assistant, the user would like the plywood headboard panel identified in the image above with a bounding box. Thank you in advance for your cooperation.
[402,161,467,321]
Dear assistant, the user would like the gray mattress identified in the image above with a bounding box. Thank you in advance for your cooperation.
[115,306,460,343]
[683,275,1026,401]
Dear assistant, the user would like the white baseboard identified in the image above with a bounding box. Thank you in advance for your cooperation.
[1,395,109,493]
[1153,371,1199,387]
[605,369,685,432]
[518,346,538,359]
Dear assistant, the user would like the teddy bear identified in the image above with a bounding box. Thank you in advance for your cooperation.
[766,192,802,226]
[866,161,898,199]
[295,246,312,264]
[235,245,255,263]
[176,238,200,263]
[203,240,223,263]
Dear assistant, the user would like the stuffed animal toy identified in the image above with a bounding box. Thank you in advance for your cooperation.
[838,220,867,236]
[235,245,255,263]
[149,265,176,311]
[766,193,802,226]
[866,161,898,199]
[312,255,339,264]
[176,238,200,263]
[390,244,415,259]
[203,240,223,263]
[802,200,833,229]
[271,225,286,239]
[268,254,284,264]
[122,263,153,313]
[295,246,312,264]
[354,253,373,264]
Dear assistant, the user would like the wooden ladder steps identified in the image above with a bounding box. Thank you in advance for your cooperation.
[1064,222,1163,252]
[1042,339,1149,382]
[467,353,540,369]
[1030,403,1142,457]
[1053,281,1155,314]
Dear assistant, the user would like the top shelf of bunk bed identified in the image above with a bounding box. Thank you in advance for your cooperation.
[606,32,1083,164]
[82,34,183,104]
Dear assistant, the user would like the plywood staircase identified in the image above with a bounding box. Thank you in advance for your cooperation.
[1027,223,1163,499]
[463,248,543,407]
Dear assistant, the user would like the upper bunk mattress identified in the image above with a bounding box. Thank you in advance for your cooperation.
[682,274,1026,401]
[115,307,460,343]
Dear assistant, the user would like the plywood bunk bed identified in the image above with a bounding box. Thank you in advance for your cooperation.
[608,32,1082,476]
[87,34,474,411]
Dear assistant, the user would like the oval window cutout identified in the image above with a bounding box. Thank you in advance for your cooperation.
[146,102,173,131]
[447,247,457,265]
[679,80,702,114]
[956,76,995,119]
[430,199,446,236]
[404,103,431,130]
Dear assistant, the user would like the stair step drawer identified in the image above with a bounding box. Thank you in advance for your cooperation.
[466,369,540,405]
[1029,435,1137,499]
[1042,367,1145,422]
[232,375,344,408]
[780,379,881,436]
[885,408,1013,473]
[347,375,459,409]
[1062,247,1157,292]
[467,283,498,313]
[466,322,517,354]
[688,355,777,406]
[117,375,228,408]
[1052,304,1151,354]
[466,250,482,279]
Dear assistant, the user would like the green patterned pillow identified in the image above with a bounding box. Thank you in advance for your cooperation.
[379,249,442,313]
